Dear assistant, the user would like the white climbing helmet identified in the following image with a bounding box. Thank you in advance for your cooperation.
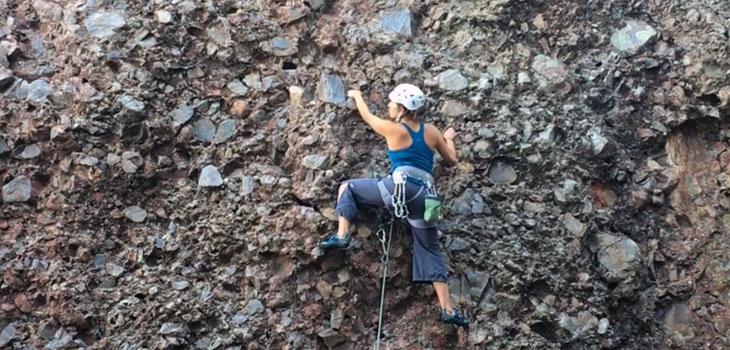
[388,84,426,111]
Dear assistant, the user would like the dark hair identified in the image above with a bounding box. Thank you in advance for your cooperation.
[397,103,424,120]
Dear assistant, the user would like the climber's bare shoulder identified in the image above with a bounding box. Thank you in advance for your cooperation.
[423,123,443,150]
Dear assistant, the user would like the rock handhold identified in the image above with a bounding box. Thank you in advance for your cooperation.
[199,165,223,187]
[488,160,517,185]
[318,328,345,348]
[593,234,642,282]
[120,151,143,174]
[214,120,237,144]
[241,176,255,195]
[171,105,194,126]
[289,86,305,108]
[120,95,144,112]
[2,176,31,202]
[155,10,172,24]
[14,144,41,159]
[531,55,567,87]
[441,100,469,117]
[330,309,344,330]
[302,154,328,169]
[473,139,490,154]
[554,179,580,203]
[208,21,232,46]
[588,127,612,156]
[597,318,609,334]
[536,124,556,146]
[559,311,599,339]
[105,262,126,277]
[266,37,298,56]
[124,206,147,223]
[28,79,51,103]
[380,8,412,36]
[77,155,99,166]
[0,68,14,91]
[227,80,249,96]
[247,299,265,315]
[563,213,586,237]
[317,73,346,105]
[193,119,216,143]
[0,323,16,347]
[437,69,469,91]
[159,323,184,335]
[278,6,309,24]
[664,302,695,340]
[611,20,656,55]
[172,280,189,290]
[85,12,126,38]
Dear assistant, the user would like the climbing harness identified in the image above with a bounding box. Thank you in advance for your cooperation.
[374,219,394,350]
[378,166,439,226]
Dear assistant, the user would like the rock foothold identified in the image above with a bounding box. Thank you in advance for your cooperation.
[199,165,223,187]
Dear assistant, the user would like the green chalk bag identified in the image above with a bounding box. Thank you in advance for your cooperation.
[423,189,443,223]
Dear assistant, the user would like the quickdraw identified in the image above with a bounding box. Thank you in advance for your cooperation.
[391,172,409,219]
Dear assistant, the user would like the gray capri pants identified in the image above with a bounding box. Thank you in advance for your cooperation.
[335,177,448,283]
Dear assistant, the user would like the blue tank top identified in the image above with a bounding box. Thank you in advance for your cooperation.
[387,122,434,174]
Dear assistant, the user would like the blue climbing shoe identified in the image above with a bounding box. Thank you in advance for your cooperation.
[441,308,469,326]
[319,232,351,249]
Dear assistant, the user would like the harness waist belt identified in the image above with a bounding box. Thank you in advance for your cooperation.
[392,165,434,188]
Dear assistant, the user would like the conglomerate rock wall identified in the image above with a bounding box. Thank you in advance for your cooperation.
[1,0,730,349]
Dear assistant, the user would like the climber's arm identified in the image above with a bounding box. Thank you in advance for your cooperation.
[348,90,399,138]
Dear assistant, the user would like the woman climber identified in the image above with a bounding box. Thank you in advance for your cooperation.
[318,84,469,326]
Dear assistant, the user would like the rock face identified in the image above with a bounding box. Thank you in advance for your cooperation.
[1,1,729,349]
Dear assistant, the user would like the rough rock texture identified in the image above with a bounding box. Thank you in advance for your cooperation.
[1,0,730,349]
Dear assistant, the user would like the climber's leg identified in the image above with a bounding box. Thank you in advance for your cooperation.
[432,281,453,312]
[410,224,469,326]
[320,179,385,248]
